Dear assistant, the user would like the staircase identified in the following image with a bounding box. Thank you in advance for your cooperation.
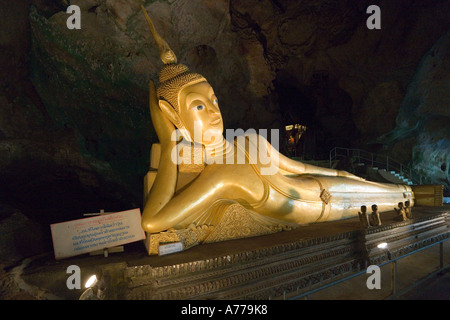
[328,147,422,185]
[375,168,413,185]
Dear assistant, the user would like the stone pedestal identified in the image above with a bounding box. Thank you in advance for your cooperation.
[16,207,448,300]
[113,207,448,299]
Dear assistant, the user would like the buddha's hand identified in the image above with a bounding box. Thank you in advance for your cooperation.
[337,170,364,180]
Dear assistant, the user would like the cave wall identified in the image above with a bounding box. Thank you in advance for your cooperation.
[0,0,449,229]
[229,0,450,158]
[380,31,450,188]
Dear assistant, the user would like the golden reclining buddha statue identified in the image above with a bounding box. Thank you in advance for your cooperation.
[139,7,414,252]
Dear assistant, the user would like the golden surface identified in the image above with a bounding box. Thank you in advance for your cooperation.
[411,185,444,206]
[139,7,415,250]
[145,202,294,255]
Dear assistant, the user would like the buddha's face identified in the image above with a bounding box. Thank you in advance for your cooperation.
[178,81,223,145]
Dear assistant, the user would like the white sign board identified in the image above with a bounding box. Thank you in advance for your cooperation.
[158,242,184,256]
[50,208,146,259]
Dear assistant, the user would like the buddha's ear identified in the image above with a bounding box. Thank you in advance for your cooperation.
[158,100,183,128]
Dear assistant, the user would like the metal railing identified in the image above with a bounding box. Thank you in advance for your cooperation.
[329,147,430,185]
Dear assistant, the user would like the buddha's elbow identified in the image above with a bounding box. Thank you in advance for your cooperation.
[141,219,165,234]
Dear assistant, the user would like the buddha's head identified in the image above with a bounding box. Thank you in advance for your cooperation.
[141,6,223,146]
[157,63,223,145]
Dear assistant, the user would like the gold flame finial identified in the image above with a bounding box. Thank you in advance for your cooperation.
[140,5,177,64]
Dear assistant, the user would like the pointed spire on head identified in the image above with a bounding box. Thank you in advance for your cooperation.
[141,5,206,113]
[140,5,177,65]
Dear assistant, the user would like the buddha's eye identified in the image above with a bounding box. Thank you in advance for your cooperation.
[196,105,205,111]
[213,98,218,105]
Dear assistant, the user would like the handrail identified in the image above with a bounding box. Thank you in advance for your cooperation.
[329,147,429,185]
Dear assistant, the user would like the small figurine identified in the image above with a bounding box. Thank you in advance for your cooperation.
[358,205,370,228]
[370,204,382,226]
[404,200,412,219]
[394,202,407,221]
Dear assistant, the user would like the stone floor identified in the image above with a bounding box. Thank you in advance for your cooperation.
[397,268,450,300]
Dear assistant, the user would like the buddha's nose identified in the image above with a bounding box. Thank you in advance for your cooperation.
[208,103,221,116]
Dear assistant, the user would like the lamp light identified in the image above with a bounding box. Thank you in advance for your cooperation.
[377,242,388,249]
[85,275,98,288]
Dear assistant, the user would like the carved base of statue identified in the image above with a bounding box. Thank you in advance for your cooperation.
[13,206,447,300]
[129,206,448,299]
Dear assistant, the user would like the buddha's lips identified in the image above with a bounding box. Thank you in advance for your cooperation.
[210,118,221,125]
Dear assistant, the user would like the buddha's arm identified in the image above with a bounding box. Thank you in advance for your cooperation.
[142,166,235,233]
[278,152,361,178]
[142,178,223,233]
[142,163,266,233]
[261,135,364,180]
[142,81,178,224]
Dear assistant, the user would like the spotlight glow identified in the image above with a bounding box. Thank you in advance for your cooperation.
[85,275,98,288]
[377,242,388,249]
